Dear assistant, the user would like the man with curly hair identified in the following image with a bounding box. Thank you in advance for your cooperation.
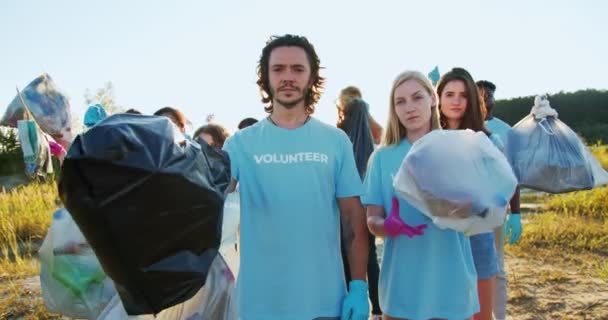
[223,34,370,320]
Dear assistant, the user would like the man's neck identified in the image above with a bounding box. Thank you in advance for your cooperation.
[269,102,310,129]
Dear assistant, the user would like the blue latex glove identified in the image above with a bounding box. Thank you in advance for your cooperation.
[505,213,522,244]
[341,280,369,320]
[83,104,108,128]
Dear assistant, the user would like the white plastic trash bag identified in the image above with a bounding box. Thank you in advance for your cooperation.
[220,191,240,276]
[505,95,608,193]
[96,254,238,320]
[221,191,240,248]
[393,130,517,235]
[39,208,115,319]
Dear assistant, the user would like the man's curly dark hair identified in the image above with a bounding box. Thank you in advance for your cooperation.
[256,34,325,114]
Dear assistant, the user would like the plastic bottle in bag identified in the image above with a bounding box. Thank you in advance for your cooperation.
[39,208,115,319]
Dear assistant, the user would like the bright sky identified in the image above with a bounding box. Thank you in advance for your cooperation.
[1,0,606,134]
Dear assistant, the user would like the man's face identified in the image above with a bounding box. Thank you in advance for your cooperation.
[268,46,312,109]
[480,87,496,111]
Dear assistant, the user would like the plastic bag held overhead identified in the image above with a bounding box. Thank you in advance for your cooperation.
[504,95,608,193]
[393,130,518,235]
[1,74,73,139]
[58,114,230,315]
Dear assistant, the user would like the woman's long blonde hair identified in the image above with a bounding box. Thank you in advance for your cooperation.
[383,71,441,146]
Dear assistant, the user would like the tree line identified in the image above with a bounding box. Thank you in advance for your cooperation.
[494,89,608,143]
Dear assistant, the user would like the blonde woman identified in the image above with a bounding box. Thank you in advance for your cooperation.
[363,71,478,320]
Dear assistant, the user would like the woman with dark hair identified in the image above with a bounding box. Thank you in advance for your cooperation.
[336,97,381,318]
[437,67,499,320]
[437,68,489,134]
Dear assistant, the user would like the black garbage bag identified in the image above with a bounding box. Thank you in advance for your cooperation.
[338,98,374,179]
[193,136,231,193]
[58,114,230,315]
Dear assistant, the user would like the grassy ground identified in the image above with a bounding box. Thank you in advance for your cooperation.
[505,179,608,319]
[0,182,58,319]
[510,145,608,320]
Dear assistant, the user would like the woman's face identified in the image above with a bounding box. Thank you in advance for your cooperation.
[393,79,434,133]
[439,80,468,122]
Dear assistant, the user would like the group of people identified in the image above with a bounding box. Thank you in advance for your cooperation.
[219,34,522,320]
[49,104,258,166]
[48,34,524,320]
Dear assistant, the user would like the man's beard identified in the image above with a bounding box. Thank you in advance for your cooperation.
[276,95,306,109]
[272,86,308,109]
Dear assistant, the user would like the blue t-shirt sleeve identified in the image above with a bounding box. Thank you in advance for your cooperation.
[222,135,240,181]
[361,150,383,206]
[335,133,364,198]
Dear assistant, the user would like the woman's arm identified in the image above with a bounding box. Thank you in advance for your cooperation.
[367,204,388,237]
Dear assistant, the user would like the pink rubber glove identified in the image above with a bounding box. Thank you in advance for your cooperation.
[49,140,66,157]
[383,196,428,238]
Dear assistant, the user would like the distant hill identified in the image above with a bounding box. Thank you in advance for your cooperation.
[493,89,608,143]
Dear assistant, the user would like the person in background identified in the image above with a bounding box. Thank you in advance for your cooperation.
[194,123,231,150]
[237,117,258,130]
[337,96,382,319]
[337,86,384,145]
[154,106,188,134]
[124,108,143,115]
[477,80,522,320]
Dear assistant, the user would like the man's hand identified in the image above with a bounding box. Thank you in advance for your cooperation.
[341,280,369,320]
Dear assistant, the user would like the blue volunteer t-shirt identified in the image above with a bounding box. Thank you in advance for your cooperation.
[223,117,363,320]
[362,139,479,320]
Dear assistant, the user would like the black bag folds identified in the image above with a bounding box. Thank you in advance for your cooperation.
[58,114,230,315]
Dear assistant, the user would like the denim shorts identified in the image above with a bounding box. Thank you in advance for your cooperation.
[470,232,498,280]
